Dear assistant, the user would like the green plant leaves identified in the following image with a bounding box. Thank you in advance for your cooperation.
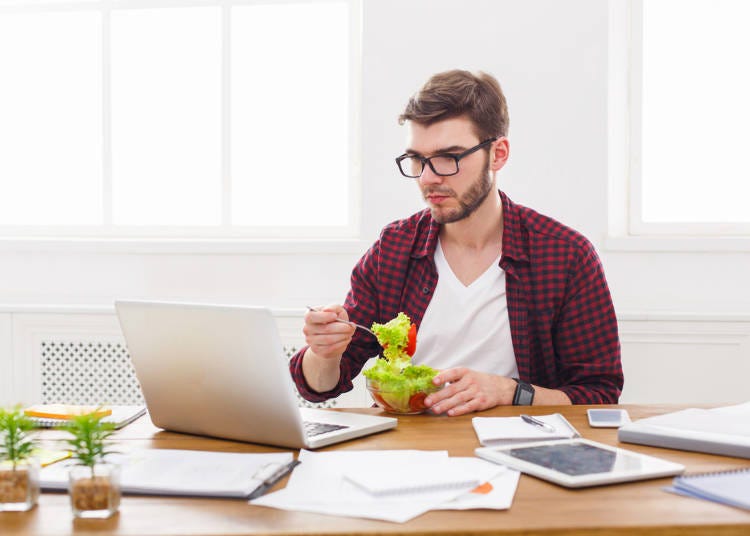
[0,405,37,469]
[63,411,117,469]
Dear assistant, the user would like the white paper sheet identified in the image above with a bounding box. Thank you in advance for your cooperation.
[435,457,520,510]
[251,449,520,522]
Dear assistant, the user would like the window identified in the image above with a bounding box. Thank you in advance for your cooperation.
[0,0,358,239]
[629,0,750,236]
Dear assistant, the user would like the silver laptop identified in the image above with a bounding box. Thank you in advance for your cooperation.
[114,300,396,449]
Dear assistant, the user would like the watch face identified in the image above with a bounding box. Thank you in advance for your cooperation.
[514,381,535,405]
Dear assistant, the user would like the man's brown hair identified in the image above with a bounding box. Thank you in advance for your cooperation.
[398,70,509,141]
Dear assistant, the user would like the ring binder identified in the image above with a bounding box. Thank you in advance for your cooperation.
[40,449,295,498]
[247,460,301,500]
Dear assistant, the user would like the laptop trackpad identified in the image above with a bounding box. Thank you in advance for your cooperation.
[303,421,348,437]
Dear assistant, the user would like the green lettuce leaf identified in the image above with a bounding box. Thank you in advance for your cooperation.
[371,312,412,367]
[364,312,439,411]
[363,358,439,411]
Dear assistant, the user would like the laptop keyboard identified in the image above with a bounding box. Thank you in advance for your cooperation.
[303,421,349,437]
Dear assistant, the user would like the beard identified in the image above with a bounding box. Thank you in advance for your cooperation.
[423,165,494,224]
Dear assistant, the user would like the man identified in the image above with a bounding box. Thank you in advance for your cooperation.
[290,70,623,416]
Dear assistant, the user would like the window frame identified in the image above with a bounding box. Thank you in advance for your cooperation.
[606,0,750,251]
[0,0,363,246]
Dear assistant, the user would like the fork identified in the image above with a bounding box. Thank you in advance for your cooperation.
[305,306,378,338]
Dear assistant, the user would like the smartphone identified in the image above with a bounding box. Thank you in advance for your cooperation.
[586,408,630,428]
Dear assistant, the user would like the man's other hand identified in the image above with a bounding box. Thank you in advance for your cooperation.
[425,367,516,416]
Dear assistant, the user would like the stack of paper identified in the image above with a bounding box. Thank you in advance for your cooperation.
[251,449,520,523]
[472,413,580,446]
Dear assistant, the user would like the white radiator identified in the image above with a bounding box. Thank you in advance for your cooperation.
[1,310,370,408]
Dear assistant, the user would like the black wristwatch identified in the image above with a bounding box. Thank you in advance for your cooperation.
[512,378,535,406]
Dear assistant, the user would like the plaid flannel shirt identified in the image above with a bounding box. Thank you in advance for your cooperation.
[290,191,623,404]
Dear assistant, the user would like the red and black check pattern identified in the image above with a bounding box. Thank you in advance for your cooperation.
[290,191,623,404]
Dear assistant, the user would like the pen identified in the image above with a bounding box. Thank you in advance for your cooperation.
[248,459,301,500]
[521,414,557,433]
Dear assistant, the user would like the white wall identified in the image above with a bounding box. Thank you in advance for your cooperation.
[1,0,748,404]
[0,0,615,309]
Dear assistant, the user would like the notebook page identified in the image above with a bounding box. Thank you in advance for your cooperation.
[673,468,750,510]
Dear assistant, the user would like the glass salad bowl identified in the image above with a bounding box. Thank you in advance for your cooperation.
[366,378,444,415]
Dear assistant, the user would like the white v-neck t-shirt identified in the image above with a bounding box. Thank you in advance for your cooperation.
[411,241,519,378]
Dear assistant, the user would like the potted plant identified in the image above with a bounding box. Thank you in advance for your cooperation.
[0,406,40,511]
[64,411,120,518]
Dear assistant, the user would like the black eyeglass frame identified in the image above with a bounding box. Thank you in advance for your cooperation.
[395,137,498,178]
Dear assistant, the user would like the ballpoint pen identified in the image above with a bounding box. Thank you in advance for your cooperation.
[520,414,557,434]
[248,459,301,500]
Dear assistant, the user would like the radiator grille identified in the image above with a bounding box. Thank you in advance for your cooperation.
[40,341,144,405]
[39,340,335,408]
[282,345,337,408]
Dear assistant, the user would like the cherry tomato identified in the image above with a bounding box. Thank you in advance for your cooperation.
[408,392,428,412]
[406,323,417,356]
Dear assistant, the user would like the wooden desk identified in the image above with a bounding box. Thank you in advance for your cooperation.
[1,405,748,535]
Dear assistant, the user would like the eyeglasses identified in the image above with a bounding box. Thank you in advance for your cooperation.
[395,137,497,178]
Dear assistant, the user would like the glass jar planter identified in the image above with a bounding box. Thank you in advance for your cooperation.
[68,463,121,519]
[0,459,40,512]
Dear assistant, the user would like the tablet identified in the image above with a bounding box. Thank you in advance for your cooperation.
[475,438,684,488]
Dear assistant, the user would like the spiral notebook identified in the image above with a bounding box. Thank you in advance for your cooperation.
[26,405,146,430]
[669,467,750,510]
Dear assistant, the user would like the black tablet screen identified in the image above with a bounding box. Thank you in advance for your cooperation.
[508,442,617,476]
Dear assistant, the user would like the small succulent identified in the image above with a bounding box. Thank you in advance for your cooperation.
[63,411,117,477]
[0,406,36,470]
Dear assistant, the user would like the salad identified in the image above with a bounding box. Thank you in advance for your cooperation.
[363,312,441,413]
